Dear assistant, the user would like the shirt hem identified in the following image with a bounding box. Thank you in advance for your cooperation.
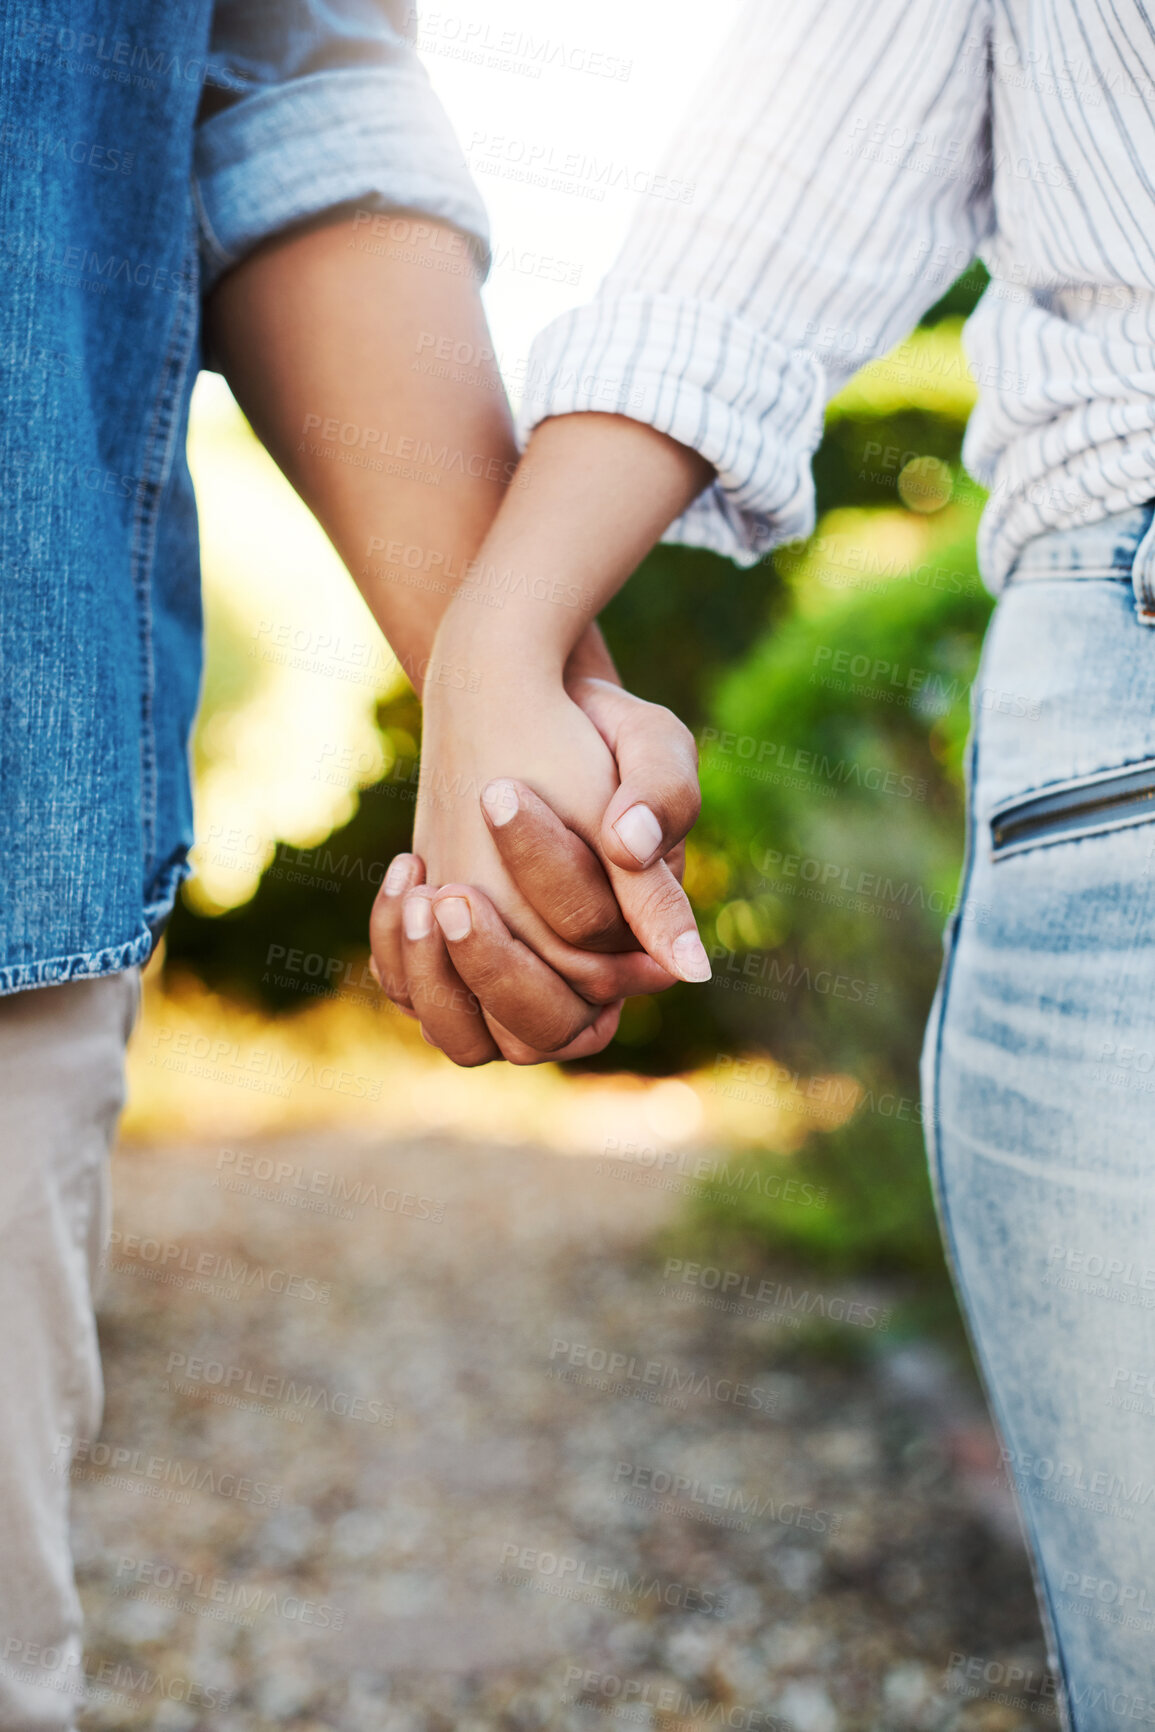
[0,849,191,998]
[0,932,155,999]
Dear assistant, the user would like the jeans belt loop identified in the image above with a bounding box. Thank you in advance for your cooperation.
[1131,505,1155,624]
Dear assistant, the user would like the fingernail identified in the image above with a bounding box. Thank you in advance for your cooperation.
[403,895,433,941]
[482,779,519,827]
[433,896,472,941]
[613,802,664,866]
[384,856,413,896]
[671,930,712,983]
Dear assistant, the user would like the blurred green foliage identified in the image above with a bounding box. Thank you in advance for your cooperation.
[166,268,995,1286]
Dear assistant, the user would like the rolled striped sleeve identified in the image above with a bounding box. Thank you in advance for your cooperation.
[519,0,994,565]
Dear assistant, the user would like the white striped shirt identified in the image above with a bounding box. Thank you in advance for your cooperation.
[518,0,1155,588]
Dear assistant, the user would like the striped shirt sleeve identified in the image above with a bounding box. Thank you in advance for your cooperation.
[518,0,994,565]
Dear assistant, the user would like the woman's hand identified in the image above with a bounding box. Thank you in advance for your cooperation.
[370,611,710,1062]
[368,411,716,1064]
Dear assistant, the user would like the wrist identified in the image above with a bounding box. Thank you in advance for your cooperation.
[423,601,564,713]
[433,580,585,686]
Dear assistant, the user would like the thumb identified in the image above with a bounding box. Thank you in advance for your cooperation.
[570,677,701,871]
[602,854,713,984]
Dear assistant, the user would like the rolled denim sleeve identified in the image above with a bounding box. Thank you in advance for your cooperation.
[194,0,489,292]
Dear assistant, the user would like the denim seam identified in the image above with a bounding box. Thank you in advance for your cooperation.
[989,807,1155,862]
[990,807,1155,864]
[190,169,231,283]
[127,230,200,874]
[1130,514,1155,623]
[143,846,193,933]
[1010,569,1131,581]
[0,932,153,998]
[922,708,1077,1732]
[988,751,1155,820]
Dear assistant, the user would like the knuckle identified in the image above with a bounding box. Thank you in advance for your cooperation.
[373,962,409,1000]
[646,703,698,764]
[497,825,555,873]
[451,1043,496,1069]
[410,977,482,1021]
[553,893,623,949]
[454,945,505,997]
[657,783,701,836]
[529,1003,591,1054]
[635,875,691,927]
[505,1043,547,1067]
[571,959,625,1004]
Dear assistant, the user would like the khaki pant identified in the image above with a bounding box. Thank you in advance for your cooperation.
[0,971,138,1731]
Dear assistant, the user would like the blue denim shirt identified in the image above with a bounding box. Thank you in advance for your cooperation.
[0,1,488,994]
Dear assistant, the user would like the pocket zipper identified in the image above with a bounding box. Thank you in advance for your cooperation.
[991,759,1155,858]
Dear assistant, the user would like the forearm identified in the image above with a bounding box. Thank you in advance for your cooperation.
[435,412,713,678]
[203,210,522,690]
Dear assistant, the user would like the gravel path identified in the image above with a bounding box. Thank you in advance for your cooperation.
[73,1132,1052,1732]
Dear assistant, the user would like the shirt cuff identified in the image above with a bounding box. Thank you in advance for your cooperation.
[518,292,827,567]
[194,64,490,293]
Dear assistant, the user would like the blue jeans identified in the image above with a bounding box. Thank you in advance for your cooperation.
[923,506,1155,1731]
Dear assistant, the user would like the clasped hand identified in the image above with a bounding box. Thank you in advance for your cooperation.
[369,661,710,1066]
